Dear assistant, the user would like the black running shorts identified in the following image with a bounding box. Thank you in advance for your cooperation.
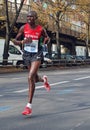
[23,50,44,66]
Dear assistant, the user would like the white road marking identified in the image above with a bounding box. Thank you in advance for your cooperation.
[70,121,84,130]
[50,81,70,86]
[13,76,90,93]
[1,75,90,94]
[14,89,28,93]
[74,76,90,81]
[75,121,84,127]
[13,81,70,93]
[12,75,90,82]
[12,77,26,80]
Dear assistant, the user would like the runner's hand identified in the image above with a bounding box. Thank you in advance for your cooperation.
[23,37,32,44]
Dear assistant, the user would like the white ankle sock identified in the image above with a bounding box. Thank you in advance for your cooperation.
[26,103,32,109]
[43,75,47,83]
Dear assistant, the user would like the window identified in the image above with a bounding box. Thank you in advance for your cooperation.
[9,45,21,55]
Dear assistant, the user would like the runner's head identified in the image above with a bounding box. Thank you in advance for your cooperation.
[27,11,38,24]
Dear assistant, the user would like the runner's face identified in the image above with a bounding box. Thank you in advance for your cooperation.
[27,14,36,24]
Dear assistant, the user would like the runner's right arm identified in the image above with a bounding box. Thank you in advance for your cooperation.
[13,25,32,45]
[13,26,24,45]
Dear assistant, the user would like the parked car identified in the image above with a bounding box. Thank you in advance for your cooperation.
[73,55,85,65]
[41,56,53,68]
[0,39,24,68]
[45,53,76,66]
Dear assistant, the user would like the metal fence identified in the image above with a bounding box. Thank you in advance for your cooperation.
[0,58,90,68]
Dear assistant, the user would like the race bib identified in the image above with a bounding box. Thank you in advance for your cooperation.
[24,40,38,52]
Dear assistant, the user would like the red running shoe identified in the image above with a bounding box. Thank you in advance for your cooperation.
[43,75,51,91]
[22,107,32,116]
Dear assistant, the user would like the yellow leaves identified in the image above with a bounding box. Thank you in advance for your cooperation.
[75,0,90,25]
[79,33,86,40]
[0,16,6,20]
[31,0,88,36]
[76,0,90,6]
[31,0,68,18]
[0,21,6,30]
[13,26,18,33]
[31,2,49,26]
[75,0,90,12]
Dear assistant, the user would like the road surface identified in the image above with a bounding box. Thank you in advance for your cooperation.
[0,67,90,130]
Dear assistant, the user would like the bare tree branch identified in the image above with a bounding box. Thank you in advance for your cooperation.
[10,0,25,34]
[15,0,18,13]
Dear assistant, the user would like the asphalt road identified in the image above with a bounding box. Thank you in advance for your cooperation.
[0,68,90,130]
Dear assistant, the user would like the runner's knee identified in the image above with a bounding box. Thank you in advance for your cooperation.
[28,73,35,82]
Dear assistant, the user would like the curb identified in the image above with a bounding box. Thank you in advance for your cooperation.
[0,65,90,74]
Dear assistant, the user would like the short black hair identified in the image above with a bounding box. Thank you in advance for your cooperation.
[27,11,38,19]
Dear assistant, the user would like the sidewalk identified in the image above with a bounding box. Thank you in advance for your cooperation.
[0,65,90,74]
[0,66,69,74]
[0,66,24,74]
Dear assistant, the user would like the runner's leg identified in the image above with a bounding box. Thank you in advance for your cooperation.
[28,60,41,103]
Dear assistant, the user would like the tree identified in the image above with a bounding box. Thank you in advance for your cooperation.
[74,0,90,57]
[31,0,74,58]
[3,0,25,65]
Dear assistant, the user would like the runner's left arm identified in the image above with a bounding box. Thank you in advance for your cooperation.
[41,28,50,44]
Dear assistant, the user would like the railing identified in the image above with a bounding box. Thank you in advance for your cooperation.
[0,58,90,68]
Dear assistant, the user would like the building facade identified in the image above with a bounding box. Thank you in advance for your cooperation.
[0,0,89,57]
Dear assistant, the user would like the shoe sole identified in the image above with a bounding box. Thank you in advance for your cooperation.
[43,76,51,91]
[44,85,50,91]
[22,113,32,116]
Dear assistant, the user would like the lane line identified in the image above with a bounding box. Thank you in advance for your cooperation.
[2,76,90,94]
[74,76,90,81]
[50,81,70,86]
[0,106,12,112]
[13,80,70,93]
[12,77,26,80]
[14,88,28,93]
[13,75,90,93]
